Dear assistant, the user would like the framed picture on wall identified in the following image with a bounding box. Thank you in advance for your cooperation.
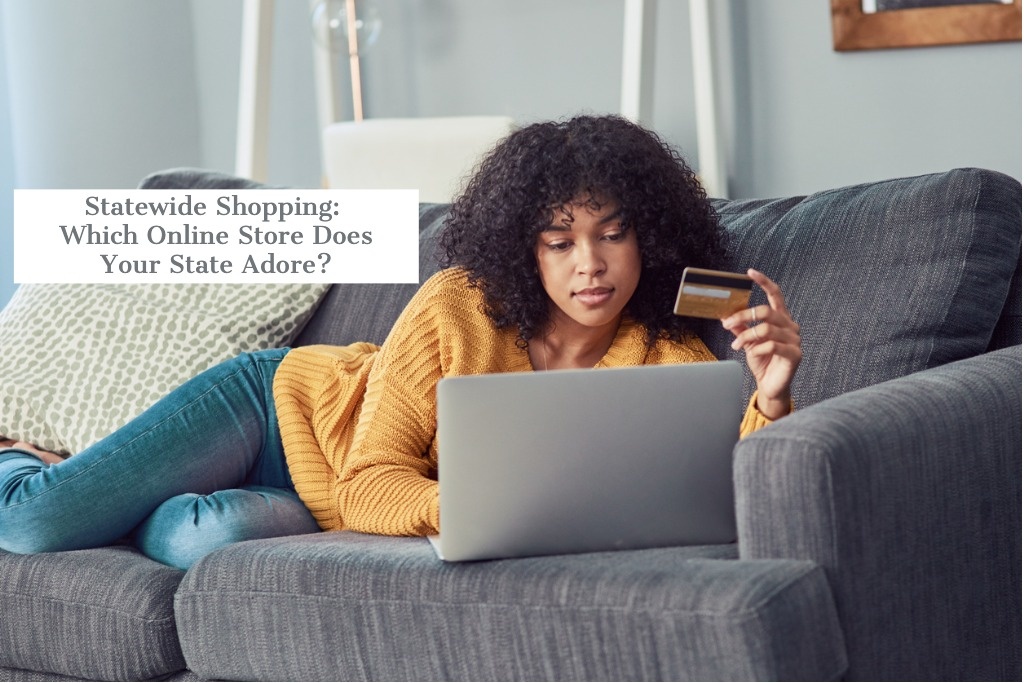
[831,0,1022,50]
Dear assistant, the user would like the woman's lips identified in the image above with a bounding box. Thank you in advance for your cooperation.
[573,287,614,306]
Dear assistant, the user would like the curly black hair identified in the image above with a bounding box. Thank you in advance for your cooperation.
[438,114,727,348]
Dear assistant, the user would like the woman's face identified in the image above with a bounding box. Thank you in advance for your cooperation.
[534,196,642,337]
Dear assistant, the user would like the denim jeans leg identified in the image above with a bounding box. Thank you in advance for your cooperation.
[133,485,320,570]
[0,349,308,555]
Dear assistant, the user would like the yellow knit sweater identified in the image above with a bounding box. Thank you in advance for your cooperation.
[273,268,775,536]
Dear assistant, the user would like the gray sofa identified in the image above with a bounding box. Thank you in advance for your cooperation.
[1,167,1019,681]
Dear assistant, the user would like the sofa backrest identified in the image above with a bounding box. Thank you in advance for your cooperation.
[143,166,1021,410]
[703,167,1021,408]
[987,255,1021,352]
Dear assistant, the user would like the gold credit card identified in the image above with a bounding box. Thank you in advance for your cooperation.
[673,267,754,319]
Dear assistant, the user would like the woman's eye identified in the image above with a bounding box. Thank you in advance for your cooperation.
[547,241,571,252]
[603,230,626,242]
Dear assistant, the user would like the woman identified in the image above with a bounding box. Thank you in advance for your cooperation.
[0,115,801,569]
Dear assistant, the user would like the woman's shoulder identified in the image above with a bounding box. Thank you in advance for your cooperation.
[383,267,511,369]
[388,268,490,340]
[419,267,473,294]
[412,268,484,312]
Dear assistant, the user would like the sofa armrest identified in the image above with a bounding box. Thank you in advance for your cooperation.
[733,345,1021,681]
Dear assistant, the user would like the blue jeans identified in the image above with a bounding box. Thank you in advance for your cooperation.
[0,349,319,570]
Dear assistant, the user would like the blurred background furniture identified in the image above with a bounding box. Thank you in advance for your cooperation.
[320,115,515,202]
[236,0,728,197]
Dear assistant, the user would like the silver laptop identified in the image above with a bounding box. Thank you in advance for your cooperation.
[429,361,743,562]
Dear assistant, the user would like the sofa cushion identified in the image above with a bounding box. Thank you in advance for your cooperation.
[175,533,847,681]
[702,168,1022,408]
[0,546,186,680]
[0,280,328,454]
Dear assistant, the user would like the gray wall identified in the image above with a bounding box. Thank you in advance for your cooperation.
[3,0,202,188]
[727,1,1022,197]
[186,0,1021,196]
[1,0,204,307]
[0,3,15,307]
[2,0,1021,308]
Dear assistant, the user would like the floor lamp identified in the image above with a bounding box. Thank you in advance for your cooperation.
[235,0,371,182]
[620,0,728,198]
[235,0,273,182]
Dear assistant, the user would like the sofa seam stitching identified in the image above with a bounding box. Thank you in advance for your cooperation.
[0,590,178,624]
[177,565,825,620]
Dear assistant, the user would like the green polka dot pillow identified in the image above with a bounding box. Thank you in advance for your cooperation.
[0,283,329,454]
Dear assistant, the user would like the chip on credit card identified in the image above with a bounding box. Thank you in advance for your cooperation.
[673,267,754,319]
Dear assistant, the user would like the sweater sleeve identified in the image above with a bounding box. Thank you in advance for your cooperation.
[333,274,451,536]
[274,342,379,530]
[739,391,794,437]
